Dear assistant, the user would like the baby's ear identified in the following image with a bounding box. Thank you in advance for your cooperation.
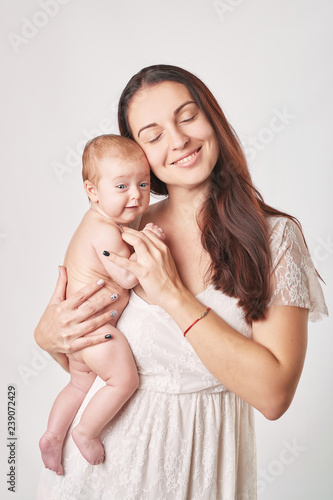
[84,180,99,203]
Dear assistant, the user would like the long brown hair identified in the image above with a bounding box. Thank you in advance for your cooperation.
[118,64,303,324]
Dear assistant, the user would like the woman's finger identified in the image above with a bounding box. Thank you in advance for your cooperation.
[49,266,68,305]
[121,229,166,261]
[103,250,141,275]
[66,331,115,354]
[123,226,166,248]
[66,278,107,309]
[75,297,119,327]
[103,227,169,277]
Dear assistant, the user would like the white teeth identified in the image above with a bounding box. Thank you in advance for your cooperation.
[173,149,199,165]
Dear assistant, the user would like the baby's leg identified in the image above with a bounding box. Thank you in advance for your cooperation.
[72,325,139,465]
[39,362,96,475]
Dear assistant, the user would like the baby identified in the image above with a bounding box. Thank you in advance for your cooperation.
[39,134,163,475]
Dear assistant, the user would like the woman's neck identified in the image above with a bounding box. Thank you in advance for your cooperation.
[165,184,209,223]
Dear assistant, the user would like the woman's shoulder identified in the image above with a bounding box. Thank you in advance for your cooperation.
[265,215,310,274]
[266,214,298,232]
[265,215,329,321]
[266,215,303,249]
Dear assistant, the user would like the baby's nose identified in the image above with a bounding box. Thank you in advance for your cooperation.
[130,187,141,200]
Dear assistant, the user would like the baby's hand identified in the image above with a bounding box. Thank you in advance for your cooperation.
[142,223,165,241]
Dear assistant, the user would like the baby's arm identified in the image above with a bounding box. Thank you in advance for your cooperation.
[94,223,165,289]
[93,224,139,289]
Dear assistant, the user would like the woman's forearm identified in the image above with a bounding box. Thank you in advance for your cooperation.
[102,227,308,419]
[164,288,308,420]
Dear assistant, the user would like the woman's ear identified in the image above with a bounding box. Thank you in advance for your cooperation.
[84,180,99,203]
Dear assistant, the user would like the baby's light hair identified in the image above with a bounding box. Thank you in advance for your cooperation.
[82,134,146,184]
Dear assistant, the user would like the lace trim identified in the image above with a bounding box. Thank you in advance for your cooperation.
[267,217,328,322]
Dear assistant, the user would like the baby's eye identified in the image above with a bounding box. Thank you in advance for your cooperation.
[139,182,149,188]
[116,184,127,190]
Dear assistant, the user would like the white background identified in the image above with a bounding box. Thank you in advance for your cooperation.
[1,1,332,499]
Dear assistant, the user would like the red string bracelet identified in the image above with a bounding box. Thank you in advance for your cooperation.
[183,308,211,337]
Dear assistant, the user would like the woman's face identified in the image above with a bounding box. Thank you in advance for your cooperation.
[127,81,219,192]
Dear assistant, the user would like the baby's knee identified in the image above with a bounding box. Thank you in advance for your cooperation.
[129,370,140,393]
[106,369,139,397]
[121,369,139,396]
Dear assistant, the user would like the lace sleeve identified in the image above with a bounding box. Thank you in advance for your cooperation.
[267,217,328,322]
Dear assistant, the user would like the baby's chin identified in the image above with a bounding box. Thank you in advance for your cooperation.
[117,206,148,225]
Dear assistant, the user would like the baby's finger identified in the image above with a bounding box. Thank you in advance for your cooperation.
[143,225,165,241]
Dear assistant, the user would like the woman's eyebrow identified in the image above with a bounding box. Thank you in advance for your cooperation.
[137,100,196,138]
[174,100,196,115]
[138,122,158,138]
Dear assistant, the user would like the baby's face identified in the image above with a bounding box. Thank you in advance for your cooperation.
[94,154,151,224]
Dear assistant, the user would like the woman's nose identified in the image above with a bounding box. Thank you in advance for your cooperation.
[168,126,190,150]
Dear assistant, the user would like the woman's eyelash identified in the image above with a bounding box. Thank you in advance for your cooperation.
[148,114,196,143]
[181,114,196,123]
[149,134,162,143]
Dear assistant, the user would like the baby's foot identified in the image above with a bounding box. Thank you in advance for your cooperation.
[72,426,105,465]
[143,223,165,241]
[39,431,64,475]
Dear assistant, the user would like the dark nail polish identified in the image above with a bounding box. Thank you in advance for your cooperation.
[105,334,112,339]
[103,251,110,256]
[110,293,118,301]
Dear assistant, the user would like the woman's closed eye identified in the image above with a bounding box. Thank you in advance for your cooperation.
[180,114,197,123]
[148,133,162,144]
[147,113,197,144]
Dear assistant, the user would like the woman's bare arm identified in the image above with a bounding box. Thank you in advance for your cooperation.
[170,294,308,421]
[103,227,308,420]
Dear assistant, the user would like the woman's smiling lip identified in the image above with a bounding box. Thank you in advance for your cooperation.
[170,147,202,166]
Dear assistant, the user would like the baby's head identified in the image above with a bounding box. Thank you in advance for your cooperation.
[82,134,151,224]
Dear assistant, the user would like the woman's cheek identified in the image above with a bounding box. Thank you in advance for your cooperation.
[145,150,163,171]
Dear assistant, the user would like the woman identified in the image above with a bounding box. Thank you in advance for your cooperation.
[36,65,328,500]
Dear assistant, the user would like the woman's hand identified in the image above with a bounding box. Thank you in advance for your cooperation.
[34,266,119,356]
[103,227,186,310]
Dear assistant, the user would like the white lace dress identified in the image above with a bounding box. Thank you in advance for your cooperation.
[38,217,328,500]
